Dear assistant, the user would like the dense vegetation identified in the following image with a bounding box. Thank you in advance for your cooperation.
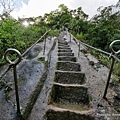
[0,1,120,74]
[0,13,59,64]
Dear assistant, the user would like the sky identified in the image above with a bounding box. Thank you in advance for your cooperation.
[1,0,119,19]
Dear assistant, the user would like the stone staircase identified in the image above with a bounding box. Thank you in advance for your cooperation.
[44,39,95,120]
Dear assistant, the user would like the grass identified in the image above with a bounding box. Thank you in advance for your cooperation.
[0,56,6,65]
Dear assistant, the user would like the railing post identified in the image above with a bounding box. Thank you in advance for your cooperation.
[103,40,120,99]
[43,35,46,55]
[70,31,71,42]
[4,48,22,115]
[103,57,115,99]
[13,64,21,114]
[78,42,80,57]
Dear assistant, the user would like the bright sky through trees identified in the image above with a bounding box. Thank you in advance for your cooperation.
[9,0,118,19]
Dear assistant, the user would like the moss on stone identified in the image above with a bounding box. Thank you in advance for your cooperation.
[71,57,77,62]
[50,84,90,105]
[37,57,45,63]
[44,109,95,120]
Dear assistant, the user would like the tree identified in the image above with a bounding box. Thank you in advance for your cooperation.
[0,0,15,14]
[86,1,120,51]
[58,4,68,13]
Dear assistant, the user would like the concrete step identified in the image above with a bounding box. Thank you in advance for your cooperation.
[58,49,72,52]
[58,44,70,48]
[58,40,68,44]
[58,41,68,45]
[58,46,71,50]
[49,83,89,105]
[58,56,76,62]
[58,52,74,56]
[44,107,95,120]
[56,61,81,71]
[54,70,85,84]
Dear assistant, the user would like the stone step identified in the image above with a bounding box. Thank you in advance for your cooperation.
[58,56,76,62]
[58,49,72,53]
[58,46,71,50]
[54,71,85,84]
[58,42,68,45]
[49,103,89,112]
[49,83,89,105]
[58,44,70,47]
[56,61,81,71]
[44,107,95,120]
[58,52,74,56]
[58,40,68,45]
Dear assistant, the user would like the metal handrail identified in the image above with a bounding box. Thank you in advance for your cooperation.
[103,40,120,99]
[0,29,50,115]
[64,27,120,62]
[72,34,120,63]
[4,48,22,114]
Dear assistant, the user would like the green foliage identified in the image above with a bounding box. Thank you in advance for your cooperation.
[4,84,13,93]
[89,96,93,101]
[4,92,10,100]
[0,80,5,89]
[113,62,120,77]
[0,79,13,100]
[76,32,84,40]
[83,2,120,52]
[37,57,45,63]
[48,29,60,37]
[0,15,48,65]
[90,50,110,66]
[113,33,120,40]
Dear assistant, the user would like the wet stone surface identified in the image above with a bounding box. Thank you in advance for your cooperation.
[58,46,71,50]
[58,56,76,62]
[54,71,85,84]
[58,44,70,47]
[58,42,68,45]
[26,44,42,59]
[44,109,95,120]
[111,85,120,112]
[56,61,81,71]
[50,84,89,105]
[58,52,74,56]
[113,85,120,99]
[58,40,68,45]
[58,49,72,52]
